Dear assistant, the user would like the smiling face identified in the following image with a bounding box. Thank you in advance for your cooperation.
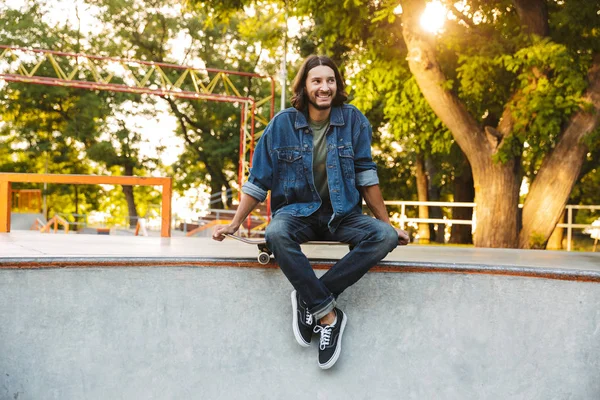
[305,65,337,113]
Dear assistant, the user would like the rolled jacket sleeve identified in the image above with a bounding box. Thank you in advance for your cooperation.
[356,169,379,186]
[242,180,268,202]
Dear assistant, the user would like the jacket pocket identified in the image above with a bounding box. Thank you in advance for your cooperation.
[277,149,303,202]
[337,146,355,181]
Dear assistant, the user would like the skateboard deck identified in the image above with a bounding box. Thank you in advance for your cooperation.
[224,234,341,246]
[224,234,349,264]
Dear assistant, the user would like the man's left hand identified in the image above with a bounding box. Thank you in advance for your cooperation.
[395,228,410,246]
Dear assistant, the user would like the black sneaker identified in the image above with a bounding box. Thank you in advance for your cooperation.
[291,290,315,347]
[313,308,347,369]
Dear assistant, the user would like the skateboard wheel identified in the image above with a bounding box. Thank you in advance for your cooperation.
[257,252,270,265]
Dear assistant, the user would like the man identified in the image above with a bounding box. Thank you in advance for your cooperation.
[213,55,409,369]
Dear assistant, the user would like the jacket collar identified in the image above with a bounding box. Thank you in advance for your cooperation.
[293,106,345,129]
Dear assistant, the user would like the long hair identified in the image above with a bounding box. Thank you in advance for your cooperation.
[290,55,348,111]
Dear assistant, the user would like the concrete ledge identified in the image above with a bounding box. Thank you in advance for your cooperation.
[2,257,600,283]
[1,262,600,399]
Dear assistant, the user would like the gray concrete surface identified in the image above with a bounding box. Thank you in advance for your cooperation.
[9,213,44,230]
[1,232,600,399]
[2,231,600,271]
[1,263,600,400]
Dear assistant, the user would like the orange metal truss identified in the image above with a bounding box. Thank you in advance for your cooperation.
[0,45,275,199]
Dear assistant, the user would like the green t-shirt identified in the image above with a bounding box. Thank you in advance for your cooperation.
[309,117,331,205]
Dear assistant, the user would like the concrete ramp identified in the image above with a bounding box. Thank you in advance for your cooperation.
[1,259,599,400]
[9,212,45,230]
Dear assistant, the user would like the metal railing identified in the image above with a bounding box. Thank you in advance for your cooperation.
[208,188,235,206]
[559,205,600,251]
[384,201,599,251]
[384,201,476,227]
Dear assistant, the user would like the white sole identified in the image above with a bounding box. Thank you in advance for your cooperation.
[291,291,311,348]
[318,311,347,369]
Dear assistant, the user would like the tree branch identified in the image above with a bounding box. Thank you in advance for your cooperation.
[512,0,549,37]
[164,96,201,157]
[495,0,549,139]
[449,4,474,29]
[519,55,600,247]
[401,1,490,169]
[164,96,209,132]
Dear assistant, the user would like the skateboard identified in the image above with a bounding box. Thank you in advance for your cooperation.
[224,234,349,265]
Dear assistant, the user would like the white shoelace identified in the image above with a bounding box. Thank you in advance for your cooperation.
[314,324,332,350]
[305,309,313,325]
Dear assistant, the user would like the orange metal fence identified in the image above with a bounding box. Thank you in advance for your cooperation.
[0,173,172,237]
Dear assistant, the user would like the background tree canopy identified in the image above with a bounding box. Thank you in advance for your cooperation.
[1,0,598,248]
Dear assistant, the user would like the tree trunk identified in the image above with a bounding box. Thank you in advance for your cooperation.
[512,0,549,36]
[402,2,520,247]
[224,179,233,208]
[166,97,234,209]
[519,56,600,248]
[546,209,565,250]
[209,181,225,209]
[472,159,521,247]
[415,154,430,243]
[450,154,474,244]
[215,169,233,208]
[425,157,444,243]
[122,165,138,229]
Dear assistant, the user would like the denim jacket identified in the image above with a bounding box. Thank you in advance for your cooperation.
[242,104,379,232]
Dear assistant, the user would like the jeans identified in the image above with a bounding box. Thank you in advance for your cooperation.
[265,205,398,320]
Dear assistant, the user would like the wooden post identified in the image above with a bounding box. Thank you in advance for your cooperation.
[161,178,172,238]
[0,181,11,233]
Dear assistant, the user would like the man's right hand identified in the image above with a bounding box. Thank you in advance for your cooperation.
[212,223,240,241]
[211,193,261,241]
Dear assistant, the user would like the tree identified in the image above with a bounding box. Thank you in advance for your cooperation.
[87,119,161,228]
[400,0,600,248]
[0,3,106,221]
[93,0,281,208]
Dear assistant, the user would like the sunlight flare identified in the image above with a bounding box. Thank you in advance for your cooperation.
[420,1,448,33]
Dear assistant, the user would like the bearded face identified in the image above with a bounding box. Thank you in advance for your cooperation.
[305,65,337,112]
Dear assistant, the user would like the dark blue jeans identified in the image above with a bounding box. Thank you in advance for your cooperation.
[265,205,398,320]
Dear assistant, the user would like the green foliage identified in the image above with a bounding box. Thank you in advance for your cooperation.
[456,54,512,124]
[549,0,600,53]
[503,38,590,152]
[528,231,547,249]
